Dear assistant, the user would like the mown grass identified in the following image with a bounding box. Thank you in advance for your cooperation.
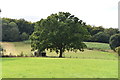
[2,57,118,78]
[63,50,117,60]
[1,42,118,78]
[84,42,111,50]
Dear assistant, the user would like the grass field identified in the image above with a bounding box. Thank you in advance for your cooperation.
[1,42,118,78]
[84,42,111,50]
[0,42,31,56]
[2,57,118,78]
[0,42,117,59]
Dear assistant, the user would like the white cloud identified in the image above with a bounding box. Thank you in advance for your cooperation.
[0,0,119,28]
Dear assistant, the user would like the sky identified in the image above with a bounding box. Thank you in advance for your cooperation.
[0,0,119,28]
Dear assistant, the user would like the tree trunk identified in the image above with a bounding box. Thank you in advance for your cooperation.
[59,48,63,58]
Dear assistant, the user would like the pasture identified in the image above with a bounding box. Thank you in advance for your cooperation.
[0,42,118,78]
[2,57,118,78]
[84,42,111,50]
[0,42,117,59]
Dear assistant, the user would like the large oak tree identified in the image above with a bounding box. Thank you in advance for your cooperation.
[30,12,89,57]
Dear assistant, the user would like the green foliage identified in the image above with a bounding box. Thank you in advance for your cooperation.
[2,17,119,43]
[2,21,20,41]
[115,46,120,56]
[30,12,89,57]
[85,25,120,43]
[93,32,110,43]
[16,19,34,35]
[2,18,34,42]
[90,26,104,35]
[20,32,29,41]
[104,28,120,36]
[109,34,120,51]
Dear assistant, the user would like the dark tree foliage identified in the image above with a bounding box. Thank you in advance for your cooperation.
[1,16,119,44]
[20,32,29,41]
[16,19,34,35]
[2,21,20,41]
[104,28,120,36]
[91,26,104,36]
[109,34,120,51]
[30,12,89,57]
[93,32,110,43]
[85,25,120,43]
[2,18,34,41]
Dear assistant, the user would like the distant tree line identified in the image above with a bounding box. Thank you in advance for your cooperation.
[85,25,120,43]
[1,17,120,44]
[1,12,120,56]
[1,18,35,41]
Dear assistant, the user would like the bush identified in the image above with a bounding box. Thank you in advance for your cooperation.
[109,34,120,51]
[115,46,120,56]
[20,32,29,41]
[17,52,24,57]
[0,45,3,56]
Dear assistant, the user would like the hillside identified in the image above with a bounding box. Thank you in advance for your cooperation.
[0,42,117,60]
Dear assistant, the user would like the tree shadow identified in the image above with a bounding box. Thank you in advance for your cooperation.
[46,56,65,58]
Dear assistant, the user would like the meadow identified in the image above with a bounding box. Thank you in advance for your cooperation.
[1,42,118,78]
[84,42,111,50]
[2,57,118,78]
[0,41,117,59]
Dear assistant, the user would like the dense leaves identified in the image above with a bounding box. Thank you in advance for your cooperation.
[85,25,120,43]
[109,34,120,51]
[2,18,34,41]
[115,46,120,56]
[30,12,89,57]
[2,16,119,43]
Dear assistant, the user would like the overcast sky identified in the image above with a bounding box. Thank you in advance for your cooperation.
[0,0,119,28]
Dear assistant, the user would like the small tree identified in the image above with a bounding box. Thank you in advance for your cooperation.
[109,34,120,51]
[30,12,89,57]
[20,32,29,41]
[115,46,120,56]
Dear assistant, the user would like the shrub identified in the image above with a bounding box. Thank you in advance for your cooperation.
[109,34,120,51]
[115,46,120,56]
[0,45,4,56]
[17,52,24,57]
[20,32,29,41]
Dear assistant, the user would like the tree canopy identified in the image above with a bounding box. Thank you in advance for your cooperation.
[1,17,119,43]
[2,18,34,41]
[30,12,89,57]
[109,34,120,51]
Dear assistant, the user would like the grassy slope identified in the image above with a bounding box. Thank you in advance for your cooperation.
[1,42,118,78]
[84,42,111,50]
[0,42,117,60]
[12,42,31,55]
[1,42,31,56]
[2,57,118,78]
